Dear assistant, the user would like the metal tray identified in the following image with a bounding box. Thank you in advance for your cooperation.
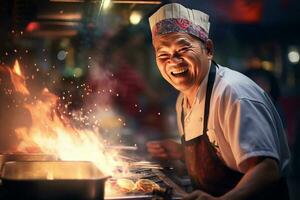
[0,153,57,172]
[1,161,109,200]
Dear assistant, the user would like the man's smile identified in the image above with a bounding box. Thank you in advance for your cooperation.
[170,67,189,77]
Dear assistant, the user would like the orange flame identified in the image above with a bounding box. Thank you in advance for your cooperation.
[8,60,30,95]
[8,61,128,176]
[13,60,22,76]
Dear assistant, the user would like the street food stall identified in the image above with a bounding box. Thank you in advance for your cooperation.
[1,0,299,199]
[0,60,188,199]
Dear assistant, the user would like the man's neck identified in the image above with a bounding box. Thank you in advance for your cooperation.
[184,86,199,108]
[184,60,212,107]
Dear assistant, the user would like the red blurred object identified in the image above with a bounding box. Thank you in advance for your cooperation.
[231,0,262,23]
[26,22,40,32]
[216,0,263,23]
[281,0,289,7]
[114,64,145,118]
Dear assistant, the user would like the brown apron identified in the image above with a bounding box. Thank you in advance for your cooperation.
[181,62,289,199]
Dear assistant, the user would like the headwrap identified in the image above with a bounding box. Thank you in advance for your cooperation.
[149,3,210,42]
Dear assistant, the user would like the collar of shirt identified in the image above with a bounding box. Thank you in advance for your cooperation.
[178,64,211,141]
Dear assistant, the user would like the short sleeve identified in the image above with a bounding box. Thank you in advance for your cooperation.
[225,98,280,173]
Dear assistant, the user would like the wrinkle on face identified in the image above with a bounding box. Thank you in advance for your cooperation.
[153,32,212,99]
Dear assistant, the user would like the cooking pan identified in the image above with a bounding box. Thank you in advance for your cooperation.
[1,161,109,200]
[0,153,57,172]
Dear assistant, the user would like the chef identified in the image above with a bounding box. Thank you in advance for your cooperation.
[147,3,290,200]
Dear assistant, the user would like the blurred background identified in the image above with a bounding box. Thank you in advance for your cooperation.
[0,0,300,198]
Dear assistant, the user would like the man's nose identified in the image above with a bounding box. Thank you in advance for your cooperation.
[168,54,183,65]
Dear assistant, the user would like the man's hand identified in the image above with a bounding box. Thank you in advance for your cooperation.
[182,190,220,200]
[146,139,184,160]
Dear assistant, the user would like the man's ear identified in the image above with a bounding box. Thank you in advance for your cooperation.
[205,39,214,59]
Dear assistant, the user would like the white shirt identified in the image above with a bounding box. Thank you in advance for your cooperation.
[176,65,290,174]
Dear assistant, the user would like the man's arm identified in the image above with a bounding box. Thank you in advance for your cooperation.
[146,139,184,160]
[222,156,280,200]
[221,99,284,199]
[183,156,280,200]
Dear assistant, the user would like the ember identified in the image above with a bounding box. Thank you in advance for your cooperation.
[5,60,128,177]
[1,60,185,199]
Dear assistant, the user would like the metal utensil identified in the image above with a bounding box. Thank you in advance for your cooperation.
[105,146,138,151]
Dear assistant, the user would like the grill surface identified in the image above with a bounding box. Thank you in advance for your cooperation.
[105,167,187,199]
[0,160,190,200]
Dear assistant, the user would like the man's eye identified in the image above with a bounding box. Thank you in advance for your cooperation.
[178,47,189,53]
[158,54,169,59]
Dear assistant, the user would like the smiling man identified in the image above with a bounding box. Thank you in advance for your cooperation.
[147,3,290,200]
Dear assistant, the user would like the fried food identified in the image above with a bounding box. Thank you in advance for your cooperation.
[135,179,160,193]
[116,178,136,193]
[106,178,161,196]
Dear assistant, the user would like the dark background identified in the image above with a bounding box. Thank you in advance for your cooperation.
[0,0,300,198]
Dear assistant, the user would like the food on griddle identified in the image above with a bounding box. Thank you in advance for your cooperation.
[135,179,160,193]
[105,178,162,196]
[115,178,136,193]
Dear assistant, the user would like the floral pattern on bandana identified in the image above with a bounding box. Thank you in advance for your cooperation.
[152,18,208,42]
[175,18,192,29]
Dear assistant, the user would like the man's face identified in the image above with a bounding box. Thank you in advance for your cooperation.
[153,32,213,93]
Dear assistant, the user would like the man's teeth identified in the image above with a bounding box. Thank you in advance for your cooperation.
[172,69,188,75]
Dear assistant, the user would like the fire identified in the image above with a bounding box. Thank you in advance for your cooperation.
[8,60,30,95]
[7,60,128,176]
[13,60,22,76]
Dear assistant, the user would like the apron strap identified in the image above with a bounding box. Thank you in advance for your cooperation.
[203,61,217,135]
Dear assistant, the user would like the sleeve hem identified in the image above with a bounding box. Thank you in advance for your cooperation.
[236,150,279,172]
